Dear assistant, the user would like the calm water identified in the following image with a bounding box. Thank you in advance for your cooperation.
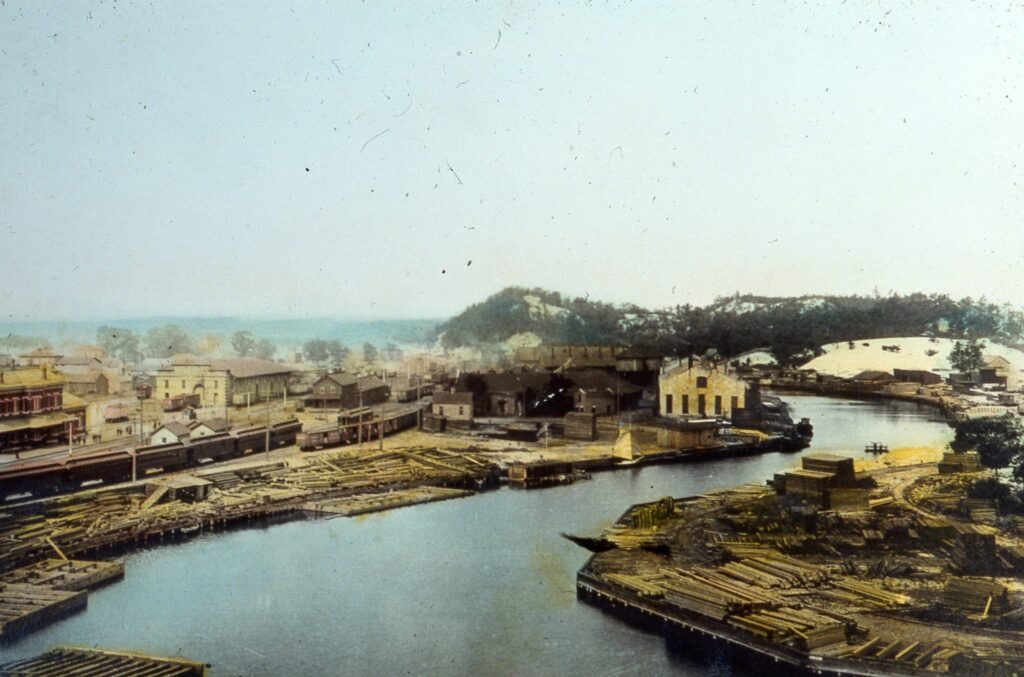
[2,394,952,675]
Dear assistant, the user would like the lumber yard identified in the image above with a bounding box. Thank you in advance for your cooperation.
[572,451,1024,675]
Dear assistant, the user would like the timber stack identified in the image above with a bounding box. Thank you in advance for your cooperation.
[574,454,1024,675]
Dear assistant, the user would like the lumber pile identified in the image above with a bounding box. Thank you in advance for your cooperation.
[941,577,1008,614]
[728,606,846,649]
[821,577,911,609]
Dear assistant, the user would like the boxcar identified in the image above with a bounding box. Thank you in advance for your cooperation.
[134,443,190,475]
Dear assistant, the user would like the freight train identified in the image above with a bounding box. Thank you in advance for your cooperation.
[297,406,421,451]
[0,419,302,501]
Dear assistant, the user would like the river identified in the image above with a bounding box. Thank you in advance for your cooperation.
[1,394,953,675]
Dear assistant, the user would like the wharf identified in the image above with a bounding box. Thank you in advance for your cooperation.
[303,486,474,517]
[0,646,206,676]
[573,459,1024,675]
[0,584,86,642]
[0,559,123,643]
[0,559,124,591]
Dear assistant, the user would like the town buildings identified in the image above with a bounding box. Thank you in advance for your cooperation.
[154,359,292,407]
[431,392,474,423]
[0,366,84,451]
[309,373,360,409]
[659,359,748,419]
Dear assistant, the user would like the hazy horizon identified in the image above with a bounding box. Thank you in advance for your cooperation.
[3,3,1022,319]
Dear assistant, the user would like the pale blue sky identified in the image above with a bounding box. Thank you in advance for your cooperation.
[1,1,1022,320]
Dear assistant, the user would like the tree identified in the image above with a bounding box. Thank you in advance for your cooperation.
[197,334,222,356]
[303,339,330,366]
[326,340,350,369]
[362,342,378,364]
[231,331,257,357]
[255,338,277,360]
[949,338,985,373]
[96,326,141,363]
[950,415,1024,469]
[145,325,196,358]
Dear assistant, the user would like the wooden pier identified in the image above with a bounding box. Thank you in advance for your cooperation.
[303,486,473,517]
[0,646,206,676]
[0,559,124,642]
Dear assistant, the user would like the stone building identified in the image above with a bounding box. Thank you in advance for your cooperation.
[154,358,292,407]
[659,359,749,419]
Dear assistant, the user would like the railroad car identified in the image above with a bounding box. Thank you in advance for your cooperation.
[298,407,421,452]
[0,418,304,502]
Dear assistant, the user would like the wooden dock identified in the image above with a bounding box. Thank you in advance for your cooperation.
[0,646,206,676]
[0,584,87,642]
[0,559,124,591]
[304,486,473,517]
[0,559,124,642]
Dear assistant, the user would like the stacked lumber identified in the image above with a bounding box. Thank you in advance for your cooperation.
[823,577,911,609]
[602,573,664,598]
[654,567,780,620]
[604,527,659,549]
[941,577,1008,614]
[728,606,846,649]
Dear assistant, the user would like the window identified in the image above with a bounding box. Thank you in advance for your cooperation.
[438,405,444,416]
[682,394,689,414]
[165,380,169,388]
[182,380,186,388]
[731,396,739,412]
[698,394,706,416]
[696,376,708,388]
[665,394,673,414]
[458,406,464,416]
[165,392,169,398]
[714,395,722,415]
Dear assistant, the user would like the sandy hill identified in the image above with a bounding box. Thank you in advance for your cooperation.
[800,337,1024,379]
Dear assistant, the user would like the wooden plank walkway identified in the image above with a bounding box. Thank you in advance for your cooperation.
[304,486,473,517]
[0,646,206,676]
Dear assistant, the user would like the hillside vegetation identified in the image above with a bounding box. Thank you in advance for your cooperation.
[435,288,1024,366]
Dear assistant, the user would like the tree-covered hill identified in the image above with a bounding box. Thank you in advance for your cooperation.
[435,289,1024,366]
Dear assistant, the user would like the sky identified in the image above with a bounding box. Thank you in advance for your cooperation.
[1,1,1022,321]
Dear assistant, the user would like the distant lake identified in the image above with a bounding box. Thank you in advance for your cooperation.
[2,393,953,675]
[0,317,441,350]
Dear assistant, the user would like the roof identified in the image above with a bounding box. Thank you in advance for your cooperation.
[156,421,192,437]
[197,417,229,432]
[209,358,293,379]
[567,369,642,394]
[433,391,474,405]
[803,453,852,463]
[458,371,552,394]
[20,348,61,358]
[319,372,358,387]
[57,356,102,367]
[786,469,834,480]
[0,367,65,390]
[61,370,107,384]
[851,370,894,381]
[156,475,213,489]
[62,392,87,410]
[0,412,75,434]
[356,375,387,391]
